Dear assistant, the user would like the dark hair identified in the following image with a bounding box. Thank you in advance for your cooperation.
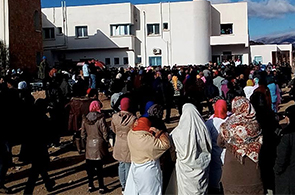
[88,89,98,98]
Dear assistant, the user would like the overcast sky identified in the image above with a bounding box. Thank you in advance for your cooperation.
[41,0,295,40]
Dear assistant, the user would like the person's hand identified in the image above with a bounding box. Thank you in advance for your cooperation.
[149,127,159,133]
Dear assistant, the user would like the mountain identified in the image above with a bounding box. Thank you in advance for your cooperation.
[253,31,295,46]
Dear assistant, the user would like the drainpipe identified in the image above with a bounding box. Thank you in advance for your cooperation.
[160,2,169,67]
[143,10,147,66]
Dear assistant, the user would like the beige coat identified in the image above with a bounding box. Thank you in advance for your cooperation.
[81,112,109,160]
[111,111,136,163]
[127,130,171,164]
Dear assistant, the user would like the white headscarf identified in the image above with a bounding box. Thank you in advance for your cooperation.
[171,103,212,170]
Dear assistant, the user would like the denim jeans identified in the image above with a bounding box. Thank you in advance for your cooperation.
[90,74,96,89]
[118,162,131,189]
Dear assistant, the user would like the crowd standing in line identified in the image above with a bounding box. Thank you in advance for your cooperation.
[0,57,294,195]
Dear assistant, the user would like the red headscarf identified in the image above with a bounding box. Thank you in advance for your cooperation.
[120,97,130,111]
[89,100,102,113]
[214,100,227,119]
[132,117,151,132]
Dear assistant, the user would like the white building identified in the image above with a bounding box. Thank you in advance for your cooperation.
[250,44,293,66]
[42,0,249,67]
[0,0,9,46]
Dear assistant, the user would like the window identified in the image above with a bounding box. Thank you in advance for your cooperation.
[123,57,129,65]
[76,26,88,38]
[220,24,233,34]
[254,56,263,63]
[111,24,132,36]
[147,24,160,35]
[163,23,168,30]
[105,58,111,65]
[57,27,63,35]
[114,58,120,65]
[42,28,55,39]
[136,57,142,65]
[34,10,41,31]
[149,56,162,66]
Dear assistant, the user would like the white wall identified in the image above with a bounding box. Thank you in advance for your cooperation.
[0,0,9,46]
[211,2,248,47]
[42,0,250,67]
[250,44,293,65]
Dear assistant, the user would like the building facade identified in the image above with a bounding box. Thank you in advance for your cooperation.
[0,0,43,72]
[250,44,293,66]
[42,0,249,67]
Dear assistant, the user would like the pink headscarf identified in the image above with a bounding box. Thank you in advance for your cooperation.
[89,100,102,113]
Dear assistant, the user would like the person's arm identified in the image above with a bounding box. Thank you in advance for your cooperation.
[217,133,227,148]
[100,117,109,143]
[111,119,116,134]
[81,119,86,140]
[274,134,291,175]
[150,127,171,150]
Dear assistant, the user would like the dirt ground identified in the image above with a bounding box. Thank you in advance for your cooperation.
[4,87,294,195]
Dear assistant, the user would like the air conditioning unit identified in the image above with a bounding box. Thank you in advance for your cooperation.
[153,48,161,55]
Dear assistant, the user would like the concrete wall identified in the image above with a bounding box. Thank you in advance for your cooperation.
[250,44,293,65]
[8,0,43,72]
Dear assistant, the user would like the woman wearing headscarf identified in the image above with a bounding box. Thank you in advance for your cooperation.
[171,75,183,116]
[205,100,228,194]
[274,105,295,194]
[243,79,255,100]
[218,96,264,194]
[125,117,171,195]
[147,104,173,193]
[141,101,155,118]
[111,98,136,194]
[170,103,212,194]
[81,100,109,193]
[250,91,280,193]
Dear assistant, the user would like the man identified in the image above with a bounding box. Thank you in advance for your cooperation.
[82,60,90,90]
[88,59,97,89]
[37,56,49,80]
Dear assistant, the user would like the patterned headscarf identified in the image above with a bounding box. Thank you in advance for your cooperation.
[89,100,102,113]
[172,76,178,90]
[147,104,164,119]
[220,96,262,163]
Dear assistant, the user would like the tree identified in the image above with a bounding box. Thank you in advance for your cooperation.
[0,40,9,75]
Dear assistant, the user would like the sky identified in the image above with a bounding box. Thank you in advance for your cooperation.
[41,0,295,40]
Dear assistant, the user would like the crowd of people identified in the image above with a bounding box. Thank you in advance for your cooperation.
[0,58,295,195]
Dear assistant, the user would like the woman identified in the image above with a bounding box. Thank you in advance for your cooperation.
[218,96,264,194]
[250,91,280,193]
[111,98,136,193]
[171,75,183,115]
[205,99,228,194]
[274,105,295,194]
[170,103,212,194]
[81,100,109,193]
[125,117,170,195]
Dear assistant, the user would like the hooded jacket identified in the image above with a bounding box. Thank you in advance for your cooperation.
[81,112,109,160]
[111,111,136,162]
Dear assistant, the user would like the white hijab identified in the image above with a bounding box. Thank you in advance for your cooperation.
[170,103,212,170]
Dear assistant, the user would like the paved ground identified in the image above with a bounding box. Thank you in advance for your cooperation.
[4,87,294,195]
